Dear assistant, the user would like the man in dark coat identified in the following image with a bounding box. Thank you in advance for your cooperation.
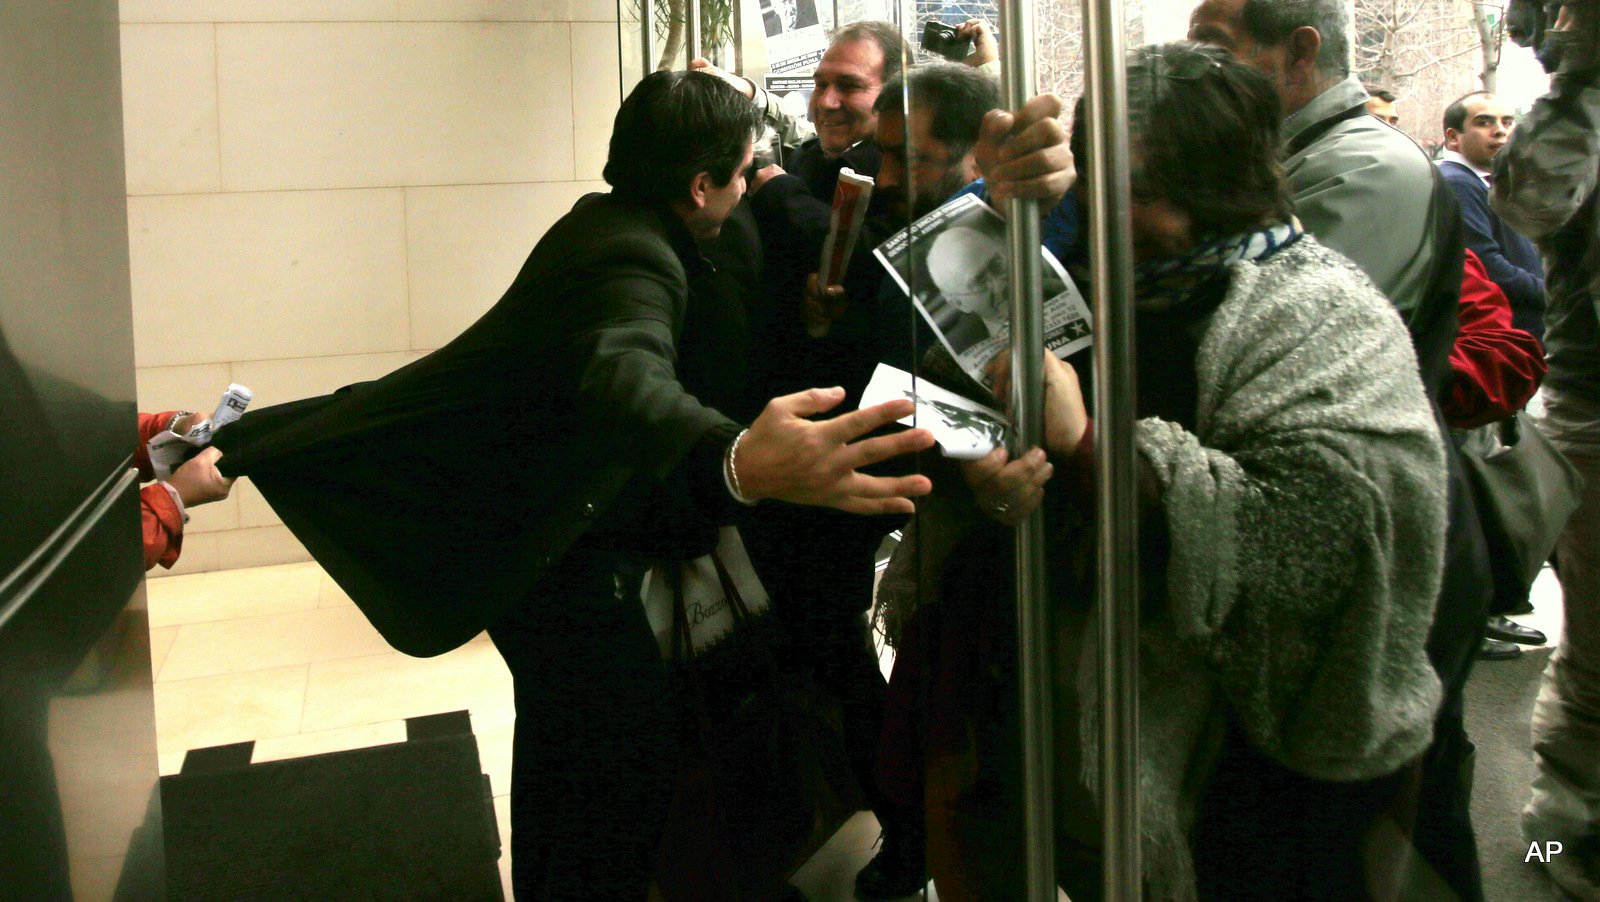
[1440,90,1547,342]
[213,71,936,902]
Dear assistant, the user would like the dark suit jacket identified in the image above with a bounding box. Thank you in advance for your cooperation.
[1439,159,1546,341]
[214,193,741,656]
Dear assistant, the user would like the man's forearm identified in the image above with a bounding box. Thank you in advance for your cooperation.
[755,85,815,158]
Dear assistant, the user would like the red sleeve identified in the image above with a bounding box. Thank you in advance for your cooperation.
[1444,250,1547,429]
[141,483,184,570]
[136,411,180,482]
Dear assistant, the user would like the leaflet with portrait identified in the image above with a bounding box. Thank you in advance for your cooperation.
[872,192,1092,391]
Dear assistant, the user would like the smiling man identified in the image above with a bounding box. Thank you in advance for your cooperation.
[693,21,904,203]
[808,23,897,157]
[1440,91,1546,341]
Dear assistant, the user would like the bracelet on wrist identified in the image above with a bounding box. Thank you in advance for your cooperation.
[725,428,759,506]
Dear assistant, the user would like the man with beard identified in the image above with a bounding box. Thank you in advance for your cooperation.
[768,61,1015,402]
[736,62,1074,901]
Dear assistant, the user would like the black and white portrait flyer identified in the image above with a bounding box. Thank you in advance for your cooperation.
[762,74,813,124]
[860,363,1011,460]
[760,0,827,74]
[872,192,1092,391]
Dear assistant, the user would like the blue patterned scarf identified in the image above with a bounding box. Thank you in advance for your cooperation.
[1134,218,1304,310]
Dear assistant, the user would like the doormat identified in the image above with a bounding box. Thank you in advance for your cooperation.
[161,710,502,901]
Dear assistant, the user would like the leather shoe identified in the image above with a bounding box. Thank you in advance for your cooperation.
[855,828,928,900]
[1486,614,1547,646]
[1479,637,1524,660]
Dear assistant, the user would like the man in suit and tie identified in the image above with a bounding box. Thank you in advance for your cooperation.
[1439,91,1547,341]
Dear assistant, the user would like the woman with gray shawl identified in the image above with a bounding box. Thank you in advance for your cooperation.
[881,43,1449,901]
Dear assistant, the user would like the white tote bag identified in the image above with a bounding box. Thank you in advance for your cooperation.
[640,526,771,659]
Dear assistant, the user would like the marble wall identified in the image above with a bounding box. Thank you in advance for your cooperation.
[123,1,621,573]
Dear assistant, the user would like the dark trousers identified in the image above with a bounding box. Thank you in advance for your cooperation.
[487,548,676,902]
[1409,447,1494,902]
[739,503,905,831]
[1188,719,1409,902]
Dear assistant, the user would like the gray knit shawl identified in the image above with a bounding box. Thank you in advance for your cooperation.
[1079,235,1448,899]
[873,236,1448,900]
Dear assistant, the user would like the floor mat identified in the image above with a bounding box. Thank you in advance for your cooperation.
[161,710,502,901]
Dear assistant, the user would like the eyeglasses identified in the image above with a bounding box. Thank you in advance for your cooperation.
[1129,45,1226,82]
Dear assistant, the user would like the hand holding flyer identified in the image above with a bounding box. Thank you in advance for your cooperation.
[148,384,252,481]
[872,193,1092,392]
[860,363,1010,460]
[810,167,874,337]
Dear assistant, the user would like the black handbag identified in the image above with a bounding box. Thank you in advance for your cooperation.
[651,551,863,902]
[1457,411,1585,600]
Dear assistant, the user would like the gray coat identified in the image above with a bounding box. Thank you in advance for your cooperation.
[1081,236,1448,899]
[878,236,1449,900]
[1493,48,1600,407]
[1283,76,1439,322]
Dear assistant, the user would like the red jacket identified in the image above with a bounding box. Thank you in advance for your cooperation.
[1444,250,1547,429]
[138,411,184,570]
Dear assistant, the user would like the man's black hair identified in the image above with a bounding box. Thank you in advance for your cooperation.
[1365,84,1397,103]
[872,62,1000,162]
[1442,90,1496,135]
[1077,42,1293,239]
[603,70,762,207]
[831,20,908,86]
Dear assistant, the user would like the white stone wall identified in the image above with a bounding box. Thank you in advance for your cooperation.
[123,1,622,574]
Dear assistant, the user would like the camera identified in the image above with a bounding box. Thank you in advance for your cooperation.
[922,21,973,62]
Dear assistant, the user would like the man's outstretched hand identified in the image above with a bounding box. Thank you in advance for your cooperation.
[734,387,935,515]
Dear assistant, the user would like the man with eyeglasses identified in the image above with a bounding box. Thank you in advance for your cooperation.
[1188,0,1444,323]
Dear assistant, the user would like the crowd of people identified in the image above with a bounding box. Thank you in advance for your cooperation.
[121,2,1600,900]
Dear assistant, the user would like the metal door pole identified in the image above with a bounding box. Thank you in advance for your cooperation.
[642,0,655,74]
[997,2,1054,901]
[686,0,701,62]
[1080,0,1142,897]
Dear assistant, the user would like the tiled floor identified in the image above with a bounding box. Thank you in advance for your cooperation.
[145,561,1567,902]
[147,562,522,898]
[145,561,917,902]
